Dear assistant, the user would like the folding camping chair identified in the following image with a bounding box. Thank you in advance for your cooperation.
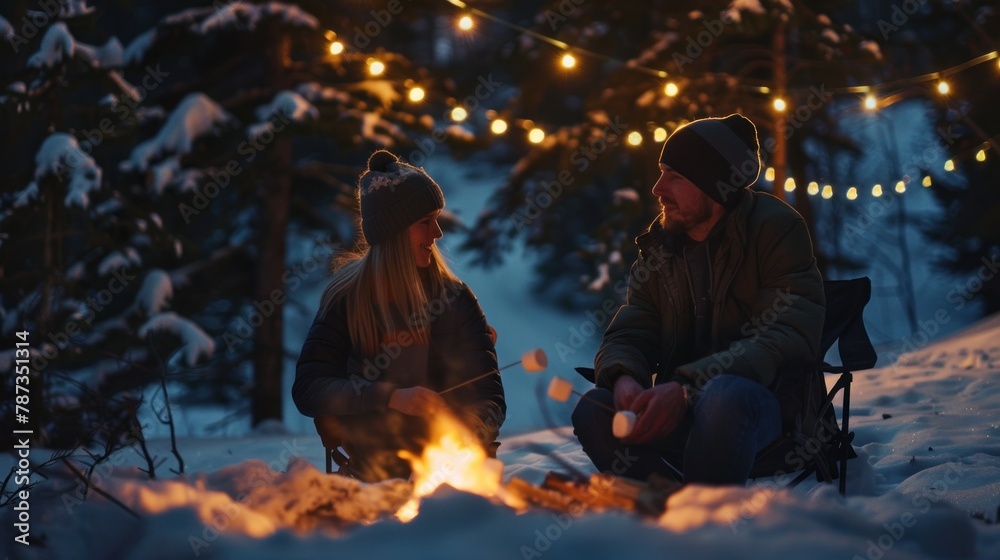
[574,277,877,495]
[748,277,877,494]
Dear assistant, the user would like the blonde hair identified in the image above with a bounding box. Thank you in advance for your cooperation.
[320,230,460,357]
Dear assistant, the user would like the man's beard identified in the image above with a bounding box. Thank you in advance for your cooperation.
[659,194,714,235]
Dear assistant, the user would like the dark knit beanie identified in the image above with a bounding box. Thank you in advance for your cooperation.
[658,114,761,209]
[358,150,445,245]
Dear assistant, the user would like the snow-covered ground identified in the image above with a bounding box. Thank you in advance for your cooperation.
[3,305,999,559]
[4,155,1000,559]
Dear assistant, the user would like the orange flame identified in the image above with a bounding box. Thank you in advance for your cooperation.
[395,412,522,521]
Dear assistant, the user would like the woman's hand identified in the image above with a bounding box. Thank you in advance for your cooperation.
[388,387,446,417]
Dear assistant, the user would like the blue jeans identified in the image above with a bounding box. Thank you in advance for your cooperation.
[571,374,782,485]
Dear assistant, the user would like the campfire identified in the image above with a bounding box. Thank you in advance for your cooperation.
[395,412,524,521]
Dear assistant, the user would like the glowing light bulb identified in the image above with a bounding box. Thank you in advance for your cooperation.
[561,53,576,68]
[458,15,474,31]
[937,81,950,95]
[895,180,906,193]
[664,82,679,97]
[653,127,667,142]
[408,87,425,102]
[528,128,545,143]
[773,98,787,112]
[807,182,819,196]
[450,106,468,122]
[944,159,955,171]
[976,149,987,162]
[846,186,858,200]
[821,185,833,199]
[765,167,775,182]
[922,175,932,188]
[491,119,508,134]
[864,94,877,110]
[368,60,385,76]
[784,178,796,192]
[872,184,883,197]
[627,131,642,146]
[329,41,344,55]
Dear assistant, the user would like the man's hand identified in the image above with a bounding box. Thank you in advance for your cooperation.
[622,381,687,444]
[388,387,446,417]
[613,375,645,411]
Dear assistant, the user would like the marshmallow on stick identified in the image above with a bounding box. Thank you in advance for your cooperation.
[547,376,637,438]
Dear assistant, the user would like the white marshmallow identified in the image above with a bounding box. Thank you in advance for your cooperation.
[547,376,574,402]
[613,411,637,438]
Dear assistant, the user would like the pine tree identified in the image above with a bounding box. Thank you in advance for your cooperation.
[0,0,475,443]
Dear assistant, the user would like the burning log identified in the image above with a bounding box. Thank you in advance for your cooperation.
[506,471,682,518]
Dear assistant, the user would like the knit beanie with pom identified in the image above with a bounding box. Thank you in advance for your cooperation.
[358,150,445,245]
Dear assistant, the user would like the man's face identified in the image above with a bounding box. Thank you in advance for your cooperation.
[652,164,715,235]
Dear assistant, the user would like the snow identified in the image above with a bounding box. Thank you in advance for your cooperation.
[97,248,141,276]
[296,82,350,104]
[124,29,156,65]
[26,22,122,69]
[138,311,215,367]
[861,40,884,60]
[249,91,318,139]
[822,28,841,44]
[124,93,231,172]
[722,0,766,23]
[0,15,13,43]
[27,22,76,68]
[136,269,174,314]
[25,133,102,208]
[197,1,319,34]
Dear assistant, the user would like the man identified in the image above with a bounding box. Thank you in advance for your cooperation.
[572,114,826,485]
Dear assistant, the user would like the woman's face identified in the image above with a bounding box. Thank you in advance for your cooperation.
[408,209,444,268]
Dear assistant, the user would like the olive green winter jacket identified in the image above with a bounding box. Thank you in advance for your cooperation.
[594,190,826,395]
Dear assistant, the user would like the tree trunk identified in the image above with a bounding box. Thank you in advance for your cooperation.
[251,33,292,426]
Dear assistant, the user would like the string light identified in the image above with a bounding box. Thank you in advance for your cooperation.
[367,5,997,209]
[329,41,344,55]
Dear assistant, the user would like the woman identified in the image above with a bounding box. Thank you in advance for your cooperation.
[293,149,505,481]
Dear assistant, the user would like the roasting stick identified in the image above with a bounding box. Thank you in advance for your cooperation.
[439,349,548,395]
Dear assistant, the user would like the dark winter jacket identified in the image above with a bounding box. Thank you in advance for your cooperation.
[293,281,506,442]
[595,190,826,399]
